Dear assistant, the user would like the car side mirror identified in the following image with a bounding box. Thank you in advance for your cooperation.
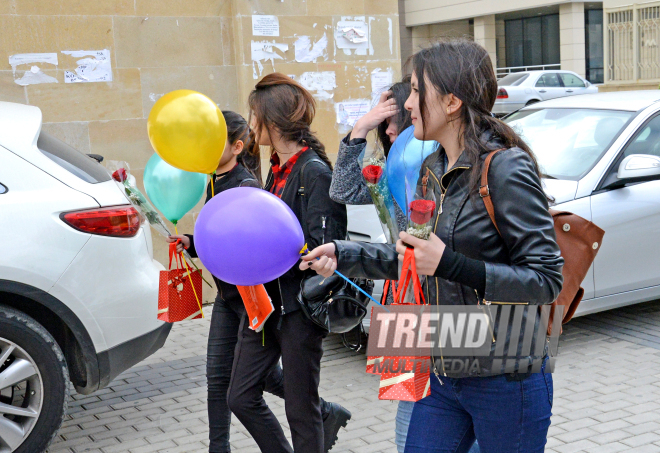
[617,154,660,180]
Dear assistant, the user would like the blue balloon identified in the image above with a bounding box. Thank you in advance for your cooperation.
[386,126,438,214]
[143,153,207,223]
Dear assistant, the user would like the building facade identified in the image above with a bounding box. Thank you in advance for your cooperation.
[400,1,605,83]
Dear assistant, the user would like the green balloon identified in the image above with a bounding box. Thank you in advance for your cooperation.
[143,153,207,223]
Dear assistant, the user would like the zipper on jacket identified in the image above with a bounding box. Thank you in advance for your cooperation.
[476,290,496,344]
[276,278,285,330]
[321,216,327,244]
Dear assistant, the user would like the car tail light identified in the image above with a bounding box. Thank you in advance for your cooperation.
[497,88,508,99]
[61,206,142,237]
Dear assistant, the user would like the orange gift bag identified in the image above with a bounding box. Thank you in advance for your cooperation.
[237,284,274,332]
[158,242,204,322]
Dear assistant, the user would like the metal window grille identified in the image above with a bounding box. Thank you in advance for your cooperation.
[607,9,634,81]
[639,5,660,80]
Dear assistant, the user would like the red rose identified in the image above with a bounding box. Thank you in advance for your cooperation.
[362,165,383,184]
[409,199,436,225]
[112,168,128,182]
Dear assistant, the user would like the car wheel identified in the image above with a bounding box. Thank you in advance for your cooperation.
[0,305,69,453]
[526,99,540,106]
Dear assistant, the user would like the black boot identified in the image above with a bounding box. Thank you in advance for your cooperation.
[321,401,352,452]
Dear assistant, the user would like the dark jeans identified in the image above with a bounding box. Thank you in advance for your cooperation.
[228,307,327,453]
[404,364,552,453]
[207,298,285,453]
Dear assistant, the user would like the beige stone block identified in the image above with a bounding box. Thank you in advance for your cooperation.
[233,0,308,16]
[221,17,236,67]
[307,0,365,16]
[88,119,152,172]
[0,16,114,71]
[135,0,231,16]
[27,68,142,123]
[41,122,91,154]
[114,17,224,68]
[140,66,239,118]
[370,16,400,61]
[312,104,341,156]
[0,0,15,14]
[411,25,430,39]
[560,27,585,47]
[0,71,27,104]
[365,0,398,15]
[14,0,134,15]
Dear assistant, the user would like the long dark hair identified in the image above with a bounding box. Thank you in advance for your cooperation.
[376,75,413,156]
[248,73,333,169]
[413,39,542,194]
[221,110,262,184]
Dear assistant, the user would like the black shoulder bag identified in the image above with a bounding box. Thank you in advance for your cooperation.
[295,158,374,334]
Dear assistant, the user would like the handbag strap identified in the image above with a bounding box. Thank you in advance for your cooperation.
[479,148,507,236]
[298,157,328,242]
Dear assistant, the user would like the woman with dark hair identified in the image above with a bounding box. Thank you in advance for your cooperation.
[302,39,563,452]
[227,73,349,453]
[167,111,345,453]
[329,76,412,229]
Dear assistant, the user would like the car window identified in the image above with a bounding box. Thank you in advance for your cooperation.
[498,73,529,86]
[622,114,660,158]
[0,183,6,194]
[535,73,562,88]
[560,73,586,88]
[37,131,111,184]
[506,108,633,180]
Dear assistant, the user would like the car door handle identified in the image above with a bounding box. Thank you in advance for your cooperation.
[538,90,547,93]
[566,89,574,93]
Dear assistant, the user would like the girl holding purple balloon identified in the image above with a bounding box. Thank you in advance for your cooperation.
[167,111,343,453]
[226,73,349,453]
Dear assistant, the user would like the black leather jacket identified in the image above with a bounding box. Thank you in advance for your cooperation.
[334,133,564,377]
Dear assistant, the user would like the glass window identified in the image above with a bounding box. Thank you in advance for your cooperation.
[505,14,560,68]
[536,73,562,88]
[585,9,604,84]
[498,73,529,86]
[37,131,111,184]
[505,108,633,180]
[560,73,586,87]
[505,19,524,68]
[524,17,543,66]
[622,115,660,158]
[542,15,560,65]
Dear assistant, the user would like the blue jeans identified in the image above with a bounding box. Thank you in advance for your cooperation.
[404,368,552,453]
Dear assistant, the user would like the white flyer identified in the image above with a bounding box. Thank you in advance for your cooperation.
[336,100,370,127]
[252,15,280,37]
[335,20,369,49]
[62,49,112,83]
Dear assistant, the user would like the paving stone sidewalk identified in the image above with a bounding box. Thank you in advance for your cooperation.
[48,300,660,453]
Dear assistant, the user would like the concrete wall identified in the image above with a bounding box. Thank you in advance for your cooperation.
[410,19,472,52]
[0,0,402,302]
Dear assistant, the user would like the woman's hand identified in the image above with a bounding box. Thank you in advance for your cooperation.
[395,232,446,276]
[299,243,337,278]
[351,91,398,139]
[167,235,190,254]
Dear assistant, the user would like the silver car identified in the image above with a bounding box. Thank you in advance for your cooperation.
[349,90,660,323]
[492,70,598,117]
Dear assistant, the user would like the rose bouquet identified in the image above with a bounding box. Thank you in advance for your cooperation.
[360,149,399,243]
[407,198,436,240]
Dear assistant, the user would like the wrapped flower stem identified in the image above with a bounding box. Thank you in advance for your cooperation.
[361,153,399,244]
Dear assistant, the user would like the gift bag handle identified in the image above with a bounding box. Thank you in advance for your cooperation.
[168,240,185,270]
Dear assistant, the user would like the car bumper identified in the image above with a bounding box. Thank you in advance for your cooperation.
[492,101,525,115]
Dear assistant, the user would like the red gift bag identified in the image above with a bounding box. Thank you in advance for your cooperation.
[378,357,431,401]
[158,242,204,322]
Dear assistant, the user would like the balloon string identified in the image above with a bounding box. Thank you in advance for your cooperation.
[174,223,205,319]
[211,173,216,198]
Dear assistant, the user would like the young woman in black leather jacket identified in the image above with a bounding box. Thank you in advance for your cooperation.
[302,40,563,453]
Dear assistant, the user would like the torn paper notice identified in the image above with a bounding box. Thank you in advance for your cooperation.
[252,15,279,37]
[62,50,112,83]
[298,71,336,101]
[14,66,58,86]
[370,69,393,104]
[336,100,370,127]
[294,34,328,63]
[335,21,369,50]
[251,41,289,79]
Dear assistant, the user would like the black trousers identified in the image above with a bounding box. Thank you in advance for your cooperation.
[228,307,327,453]
[207,297,285,453]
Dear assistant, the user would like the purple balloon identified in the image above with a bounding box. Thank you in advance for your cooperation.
[193,187,305,286]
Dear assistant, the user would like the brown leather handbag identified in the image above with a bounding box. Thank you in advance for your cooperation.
[480,149,605,333]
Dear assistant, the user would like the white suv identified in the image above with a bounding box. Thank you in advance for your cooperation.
[0,101,170,452]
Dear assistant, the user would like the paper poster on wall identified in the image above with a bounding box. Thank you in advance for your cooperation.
[62,50,112,83]
[335,20,369,50]
[251,41,289,79]
[252,15,280,37]
[336,100,370,127]
[294,34,328,63]
[298,71,336,101]
[8,53,59,86]
[371,69,393,104]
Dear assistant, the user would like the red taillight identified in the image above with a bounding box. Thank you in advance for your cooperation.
[61,206,142,238]
[497,88,508,99]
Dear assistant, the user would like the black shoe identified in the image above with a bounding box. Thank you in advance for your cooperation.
[322,402,352,452]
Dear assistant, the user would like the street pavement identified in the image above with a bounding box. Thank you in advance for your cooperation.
[48,299,660,453]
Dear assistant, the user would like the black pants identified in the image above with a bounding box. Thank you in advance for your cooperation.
[207,298,285,453]
[228,307,327,453]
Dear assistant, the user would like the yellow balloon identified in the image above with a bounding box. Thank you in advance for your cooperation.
[147,90,227,174]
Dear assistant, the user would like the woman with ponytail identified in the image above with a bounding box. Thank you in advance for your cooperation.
[227,73,349,453]
[167,111,343,453]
